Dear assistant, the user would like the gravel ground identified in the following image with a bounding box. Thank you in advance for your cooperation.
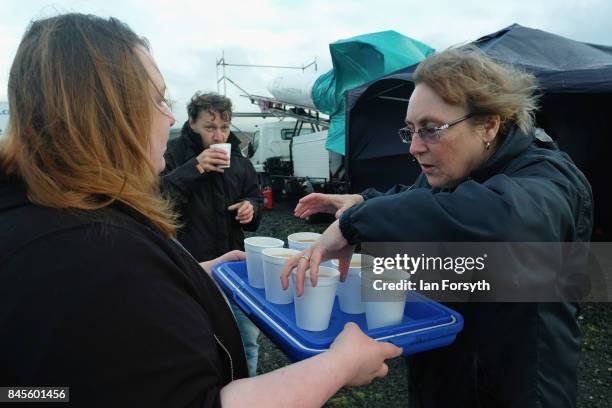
[247,199,612,408]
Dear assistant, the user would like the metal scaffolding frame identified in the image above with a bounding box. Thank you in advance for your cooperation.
[215,51,326,133]
[215,50,317,97]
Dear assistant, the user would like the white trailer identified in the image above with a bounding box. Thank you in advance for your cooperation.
[249,121,310,173]
[292,130,329,180]
[244,116,344,197]
[237,92,346,197]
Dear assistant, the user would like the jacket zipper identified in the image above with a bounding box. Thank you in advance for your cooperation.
[214,333,235,382]
[169,237,237,382]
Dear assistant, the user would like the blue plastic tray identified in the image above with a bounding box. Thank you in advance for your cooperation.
[213,261,463,361]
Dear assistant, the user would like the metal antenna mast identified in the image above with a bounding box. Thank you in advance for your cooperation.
[216,51,317,97]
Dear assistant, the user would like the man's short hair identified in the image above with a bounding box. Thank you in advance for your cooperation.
[187,92,232,122]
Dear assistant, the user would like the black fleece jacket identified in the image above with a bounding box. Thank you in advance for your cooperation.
[0,176,248,407]
[339,127,593,408]
[162,123,262,262]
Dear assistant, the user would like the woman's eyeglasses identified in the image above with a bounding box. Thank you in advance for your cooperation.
[398,113,473,144]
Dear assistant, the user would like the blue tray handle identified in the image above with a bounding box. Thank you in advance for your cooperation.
[232,288,253,315]
[386,337,407,348]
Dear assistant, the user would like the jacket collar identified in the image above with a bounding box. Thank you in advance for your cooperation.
[181,121,204,152]
[0,171,163,236]
[415,125,535,189]
[469,126,534,183]
[0,173,28,214]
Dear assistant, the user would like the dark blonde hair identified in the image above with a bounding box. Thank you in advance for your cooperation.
[414,45,539,137]
[0,13,178,236]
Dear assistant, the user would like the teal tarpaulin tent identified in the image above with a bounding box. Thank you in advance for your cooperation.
[311,30,434,155]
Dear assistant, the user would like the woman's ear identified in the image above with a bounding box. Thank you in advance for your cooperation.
[482,115,501,144]
[188,118,195,132]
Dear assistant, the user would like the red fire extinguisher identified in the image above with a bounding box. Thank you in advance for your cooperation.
[262,187,273,210]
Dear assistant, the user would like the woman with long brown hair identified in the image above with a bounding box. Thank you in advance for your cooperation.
[0,13,401,407]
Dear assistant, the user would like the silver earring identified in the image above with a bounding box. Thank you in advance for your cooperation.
[485,141,491,150]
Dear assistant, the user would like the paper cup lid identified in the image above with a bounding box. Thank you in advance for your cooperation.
[291,266,339,286]
[262,248,300,264]
[288,232,321,243]
[331,254,374,277]
[244,236,284,249]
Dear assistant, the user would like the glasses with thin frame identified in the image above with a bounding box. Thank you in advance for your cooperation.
[398,113,473,144]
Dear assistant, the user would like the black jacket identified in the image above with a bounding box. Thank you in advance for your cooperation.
[0,176,249,407]
[162,123,262,262]
[340,127,593,408]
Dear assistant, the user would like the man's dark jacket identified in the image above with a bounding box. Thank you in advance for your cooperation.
[162,123,262,262]
[340,127,593,408]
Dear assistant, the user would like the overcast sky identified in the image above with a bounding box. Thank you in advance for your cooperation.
[1,0,611,131]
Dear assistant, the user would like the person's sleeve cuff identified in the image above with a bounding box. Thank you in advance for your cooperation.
[339,206,361,245]
[360,188,382,201]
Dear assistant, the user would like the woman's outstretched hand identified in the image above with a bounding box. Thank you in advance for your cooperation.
[294,193,364,219]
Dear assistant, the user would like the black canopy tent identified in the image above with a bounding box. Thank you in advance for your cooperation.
[345,24,612,238]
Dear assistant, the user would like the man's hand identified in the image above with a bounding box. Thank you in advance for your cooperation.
[228,200,254,224]
[196,147,229,174]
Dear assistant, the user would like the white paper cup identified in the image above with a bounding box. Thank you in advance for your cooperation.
[287,232,335,267]
[287,232,321,251]
[262,248,300,304]
[364,301,407,330]
[211,143,232,168]
[363,268,410,329]
[292,266,340,331]
[332,254,373,314]
[244,236,284,288]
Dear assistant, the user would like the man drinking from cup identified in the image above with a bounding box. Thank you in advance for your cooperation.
[162,92,262,376]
